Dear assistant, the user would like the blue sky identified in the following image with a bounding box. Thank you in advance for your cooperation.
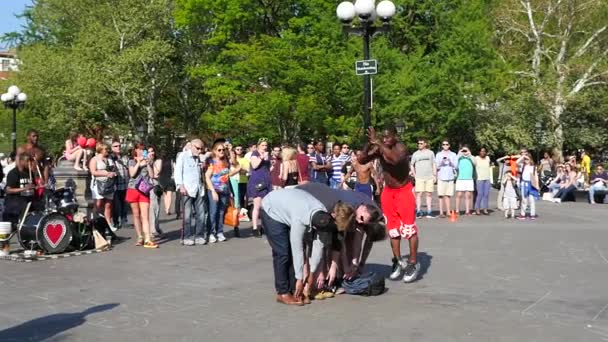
[0,0,31,49]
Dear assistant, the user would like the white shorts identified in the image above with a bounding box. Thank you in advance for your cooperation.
[455,179,474,192]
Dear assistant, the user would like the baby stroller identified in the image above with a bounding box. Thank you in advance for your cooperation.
[539,170,554,195]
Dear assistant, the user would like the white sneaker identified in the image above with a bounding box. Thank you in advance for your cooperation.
[208,235,217,244]
[183,238,195,246]
[195,237,207,245]
[389,257,405,280]
[403,261,421,283]
[0,250,9,257]
[217,233,226,242]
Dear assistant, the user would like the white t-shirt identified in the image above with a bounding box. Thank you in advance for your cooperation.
[522,165,534,182]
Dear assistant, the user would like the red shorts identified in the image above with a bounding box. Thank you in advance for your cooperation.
[381,182,418,240]
[125,188,150,204]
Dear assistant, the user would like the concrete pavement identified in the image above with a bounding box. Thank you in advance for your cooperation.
[1,193,607,341]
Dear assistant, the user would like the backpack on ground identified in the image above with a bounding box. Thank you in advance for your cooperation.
[342,272,385,296]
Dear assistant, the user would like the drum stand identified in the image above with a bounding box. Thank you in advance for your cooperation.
[15,202,38,258]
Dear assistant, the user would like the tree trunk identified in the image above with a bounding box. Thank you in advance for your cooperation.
[551,103,565,162]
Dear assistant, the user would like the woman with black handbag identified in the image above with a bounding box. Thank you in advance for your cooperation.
[89,143,117,231]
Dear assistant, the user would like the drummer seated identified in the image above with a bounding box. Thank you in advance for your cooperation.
[2,153,39,225]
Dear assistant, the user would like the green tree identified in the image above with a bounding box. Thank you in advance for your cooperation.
[495,0,608,159]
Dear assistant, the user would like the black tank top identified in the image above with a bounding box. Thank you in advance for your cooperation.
[285,171,298,186]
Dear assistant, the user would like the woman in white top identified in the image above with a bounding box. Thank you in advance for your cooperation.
[89,143,117,229]
[474,148,492,215]
[516,155,539,219]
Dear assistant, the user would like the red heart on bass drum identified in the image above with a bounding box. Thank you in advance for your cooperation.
[45,224,66,246]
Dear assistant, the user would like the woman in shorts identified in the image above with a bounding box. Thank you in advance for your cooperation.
[455,145,476,215]
[125,143,158,248]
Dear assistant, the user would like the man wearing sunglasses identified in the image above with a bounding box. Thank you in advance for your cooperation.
[435,140,458,218]
[175,139,207,246]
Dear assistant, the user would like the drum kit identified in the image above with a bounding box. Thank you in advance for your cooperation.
[16,187,99,255]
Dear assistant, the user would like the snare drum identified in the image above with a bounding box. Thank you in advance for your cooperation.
[18,212,73,254]
[52,188,78,214]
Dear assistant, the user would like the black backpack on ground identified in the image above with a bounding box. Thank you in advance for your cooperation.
[342,272,386,296]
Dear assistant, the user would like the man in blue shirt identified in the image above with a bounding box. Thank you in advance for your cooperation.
[329,143,350,189]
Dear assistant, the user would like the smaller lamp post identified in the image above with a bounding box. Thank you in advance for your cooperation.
[1,86,28,154]
[395,119,405,138]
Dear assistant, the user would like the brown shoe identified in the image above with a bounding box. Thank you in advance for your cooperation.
[302,294,311,305]
[276,294,304,306]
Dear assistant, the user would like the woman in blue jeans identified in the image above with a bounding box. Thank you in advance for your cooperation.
[474,148,492,215]
[205,140,240,243]
[553,163,578,203]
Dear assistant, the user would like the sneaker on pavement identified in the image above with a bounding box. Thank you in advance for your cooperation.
[233,227,241,238]
[0,250,9,257]
[389,257,404,280]
[183,238,195,246]
[425,211,435,219]
[195,237,207,245]
[208,235,217,244]
[110,225,118,232]
[415,210,423,219]
[529,215,538,220]
[402,261,421,283]
[217,233,227,242]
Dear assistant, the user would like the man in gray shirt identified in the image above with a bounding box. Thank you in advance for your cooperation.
[261,188,335,306]
[410,138,436,218]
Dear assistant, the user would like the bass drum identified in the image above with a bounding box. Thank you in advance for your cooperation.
[18,212,73,254]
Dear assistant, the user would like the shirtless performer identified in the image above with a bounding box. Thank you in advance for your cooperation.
[344,150,376,199]
[359,126,420,283]
[16,129,49,185]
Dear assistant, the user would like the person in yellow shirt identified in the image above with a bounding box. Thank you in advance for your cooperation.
[581,150,591,186]
[235,145,251,221]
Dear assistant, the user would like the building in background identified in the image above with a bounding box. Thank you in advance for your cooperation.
[0,50,18,81]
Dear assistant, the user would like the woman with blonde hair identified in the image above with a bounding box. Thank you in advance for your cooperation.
[280,147,299,188]
[89,143,117,229]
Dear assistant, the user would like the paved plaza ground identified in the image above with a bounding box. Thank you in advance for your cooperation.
[1,191,607,341]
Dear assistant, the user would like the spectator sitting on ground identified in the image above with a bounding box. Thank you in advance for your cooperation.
[548,164,565,196]
[589,164,608,204]
[552,163,578,203]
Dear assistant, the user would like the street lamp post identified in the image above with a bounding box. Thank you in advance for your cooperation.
[336,0,396,131]
[534,122,543,163]
[1,86,28,155]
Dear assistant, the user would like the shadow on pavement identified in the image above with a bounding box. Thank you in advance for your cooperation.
[159,226,263,244]
[366,252,433,280]
[0,303,119,341]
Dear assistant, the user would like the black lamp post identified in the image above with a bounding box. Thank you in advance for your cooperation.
[395,119,405,137]
[1,86,27,155]
[336,0,396,131]
[534,122,543,162]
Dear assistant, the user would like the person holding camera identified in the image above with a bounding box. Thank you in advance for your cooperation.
[126,143,157,248]
[455,145,476,215]
[435,139,458,218]
[90,143,117,231]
